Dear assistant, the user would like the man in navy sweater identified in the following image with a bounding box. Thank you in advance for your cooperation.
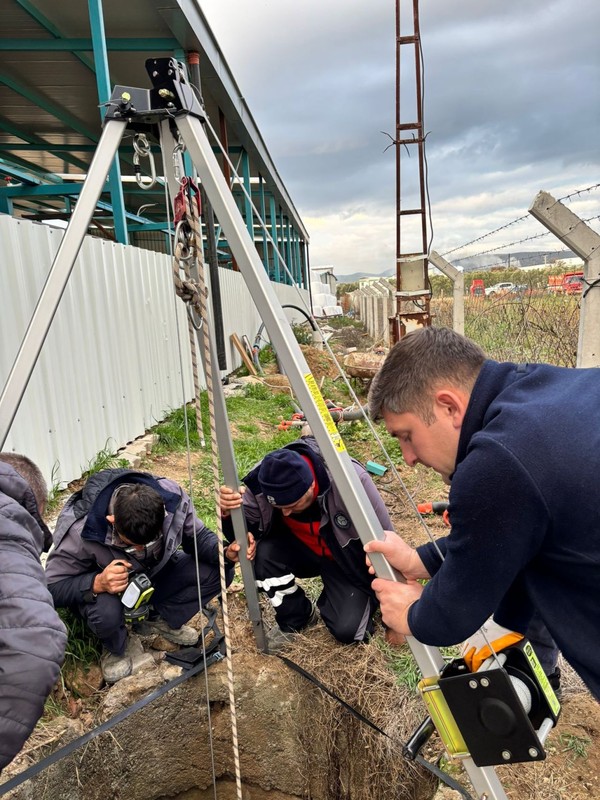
[365,326,599,700]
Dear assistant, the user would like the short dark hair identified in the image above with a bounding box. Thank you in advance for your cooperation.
[368,327,486,423]
[0,452,48,515]
[113,484,165,544]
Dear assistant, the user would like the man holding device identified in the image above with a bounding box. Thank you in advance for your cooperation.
[46,469,232,683]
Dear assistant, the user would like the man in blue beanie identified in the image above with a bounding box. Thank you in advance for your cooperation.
[220,436,393,651]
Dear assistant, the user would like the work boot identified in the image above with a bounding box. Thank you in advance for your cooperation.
[267,603,319,654]
[101,648,132,684]
[135,617,199,646]
[546,666,562,701]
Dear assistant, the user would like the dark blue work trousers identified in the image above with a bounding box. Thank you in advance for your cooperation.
[78,551,232,655]
[254,529,377,644]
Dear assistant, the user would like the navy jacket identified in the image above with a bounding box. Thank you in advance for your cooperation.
[411,360,600,700]
[0,463,67,768]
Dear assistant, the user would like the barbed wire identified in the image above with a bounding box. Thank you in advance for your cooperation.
[441,182,600,258]
[458,214,600,261]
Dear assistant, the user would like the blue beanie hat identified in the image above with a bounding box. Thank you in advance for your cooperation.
[258,450,313,506]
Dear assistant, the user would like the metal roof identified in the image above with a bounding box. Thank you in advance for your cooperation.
[0,0,308,241]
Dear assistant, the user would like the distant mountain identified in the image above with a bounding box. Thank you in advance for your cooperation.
[336,268,395,283]
[336,251,577,282]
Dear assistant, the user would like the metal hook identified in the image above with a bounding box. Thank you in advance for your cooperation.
[172,135,186,185]
[133,133,156,190]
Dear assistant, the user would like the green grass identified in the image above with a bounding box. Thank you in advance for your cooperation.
[154,403,204,452]
[375,638,422,691]
[81,442,130,478]
[559,732,591,760]
[45,461,65,515]
[59,609,102,669]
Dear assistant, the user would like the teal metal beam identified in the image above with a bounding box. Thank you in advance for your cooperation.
[0,117,91,172]
[258,174,268,273]
[278,207,286,284]
[269,196,280,281]
[285,216,293,285]
[0,150,63,178]
[0,157,63,185]
[127,221,174,232]
[88,0,127,244]
[0,38,179,51]
[14,0,96,72]
[0,181,159,226]
[0,183,87,197]
[0,143,97,152]
[0,70,98,142]
[240,148,253,240]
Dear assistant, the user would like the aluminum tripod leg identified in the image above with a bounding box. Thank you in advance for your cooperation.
[0,119,128,448]
[174,111,508,800]
[158,120,267,652]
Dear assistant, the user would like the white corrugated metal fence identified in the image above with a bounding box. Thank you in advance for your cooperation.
[0,216,309,485]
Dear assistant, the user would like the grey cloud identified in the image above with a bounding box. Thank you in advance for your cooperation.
[202,0,599,273]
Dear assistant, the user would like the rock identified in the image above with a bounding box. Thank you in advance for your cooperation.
[147,635,180,652]
[433,788,465,800]
[64,663,104,697]
[116,451,142,468]
[99,666,163,720]
[157,662,184,682]
[343,350,386,380]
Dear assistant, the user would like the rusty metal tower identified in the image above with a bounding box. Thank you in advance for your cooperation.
[391,0,432,343]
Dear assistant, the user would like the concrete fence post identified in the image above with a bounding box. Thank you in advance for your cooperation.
[429,250,465,335]
[529,191,600,368]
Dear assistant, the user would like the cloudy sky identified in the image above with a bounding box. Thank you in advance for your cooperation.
[201,0,600,276]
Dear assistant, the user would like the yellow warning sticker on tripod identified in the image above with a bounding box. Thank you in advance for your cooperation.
[304,373,346,453]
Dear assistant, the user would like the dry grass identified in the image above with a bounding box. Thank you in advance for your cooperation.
[273,626,436,800]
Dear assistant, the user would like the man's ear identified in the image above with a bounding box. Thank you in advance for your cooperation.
[434,388,469,428]
[106,514,115,524]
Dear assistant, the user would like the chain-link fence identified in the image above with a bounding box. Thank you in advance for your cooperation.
[432,293,580,366]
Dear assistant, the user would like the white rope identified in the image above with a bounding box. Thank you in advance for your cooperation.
[174,186,245,799]
[162,163,220,798]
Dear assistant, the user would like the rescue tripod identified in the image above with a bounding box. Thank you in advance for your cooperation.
[0,59,559,800]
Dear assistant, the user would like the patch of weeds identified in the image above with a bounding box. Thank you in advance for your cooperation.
[82,442,130,478]
[258,343,276,366]
[376,638,422,691]
[45,461,65,515]
[238,422,260,435]
[244,382,272,401]
[43,691,68,719]
[192,489,220,531]
[59,609,102,671]
[233,429,298,477]
[41,611,102,717]
[291,323,315,345]
[154,404,203,452]
[226,391,296,428]
[298,576,323,604]
[323,315,365,331]
[559,732,591,760]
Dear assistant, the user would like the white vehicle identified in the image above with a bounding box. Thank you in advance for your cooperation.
[485,281,517,297]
